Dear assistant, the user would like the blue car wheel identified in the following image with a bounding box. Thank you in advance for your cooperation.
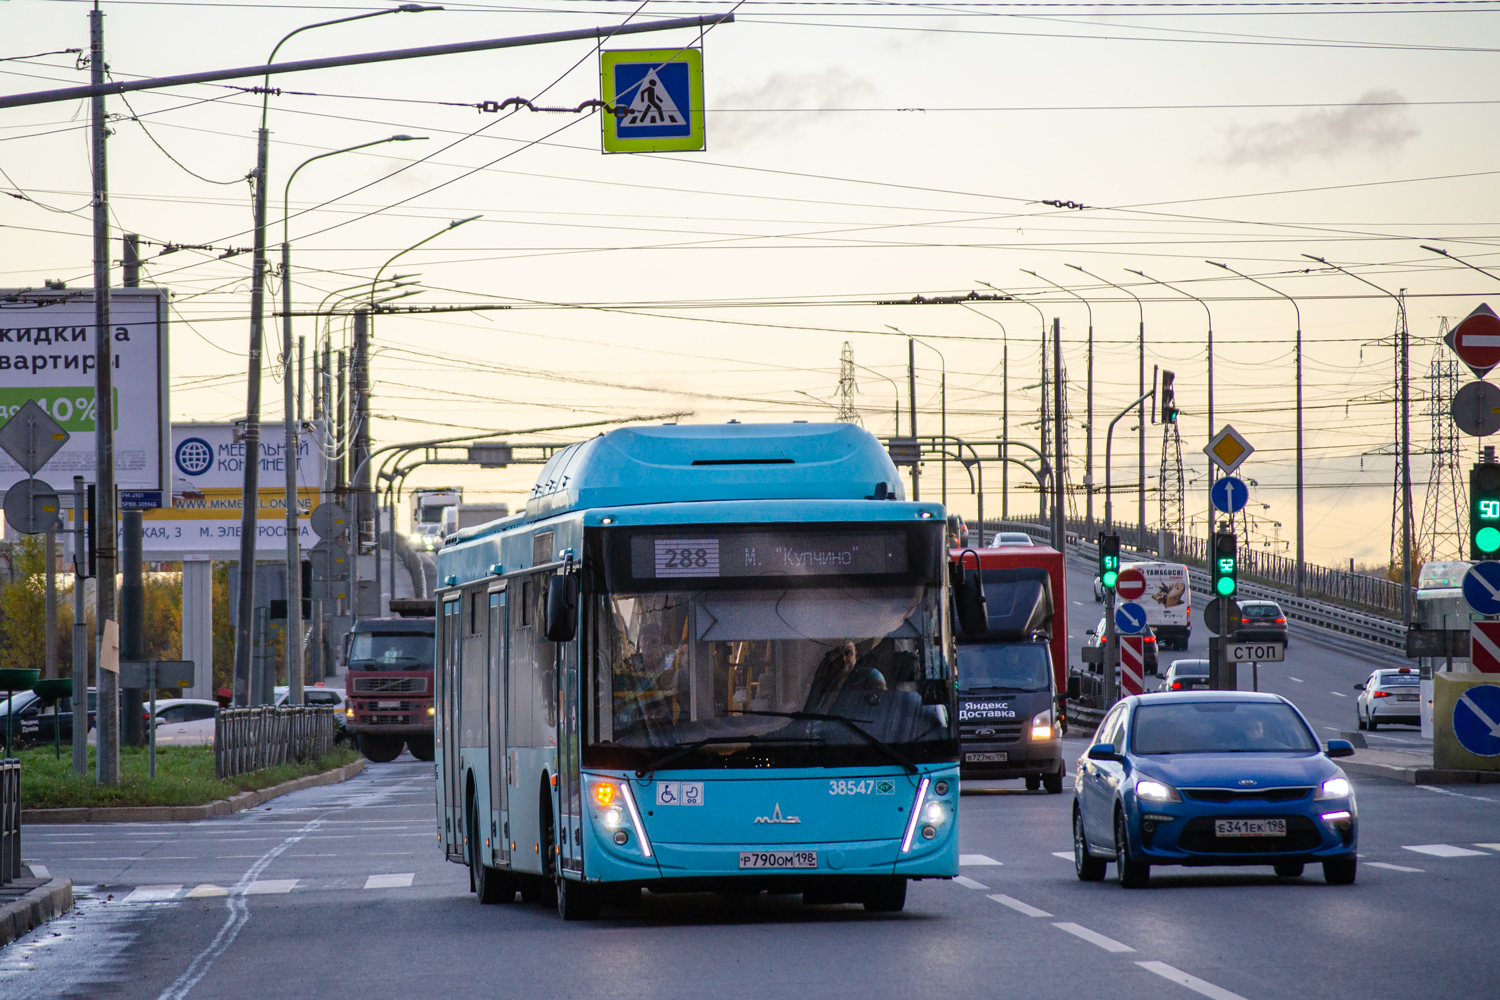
[1115,810,1150,889]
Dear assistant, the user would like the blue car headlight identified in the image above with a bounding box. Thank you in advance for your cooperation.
[1134,778,1181,803]
[1315,776,1352,801]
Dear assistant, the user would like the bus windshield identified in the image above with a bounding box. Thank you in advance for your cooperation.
[955,643,1051,693]
[588,585,953,770]
[348,632,433,671]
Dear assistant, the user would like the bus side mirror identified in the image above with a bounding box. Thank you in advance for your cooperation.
[1067,675,1081,700]
[545,574,579,643]
[953,549,988,637]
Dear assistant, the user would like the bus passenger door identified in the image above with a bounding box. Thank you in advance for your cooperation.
[488,586,509,867]
[441,597,465,861]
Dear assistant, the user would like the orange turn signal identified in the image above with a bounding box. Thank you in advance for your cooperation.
[594,782,615,807]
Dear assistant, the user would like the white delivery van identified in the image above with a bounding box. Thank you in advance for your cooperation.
[1123,561,1192,650]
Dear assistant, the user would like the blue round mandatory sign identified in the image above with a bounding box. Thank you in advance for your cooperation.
[1211,476,1249,514]
[1115,602,1148,635]
[1462,562,1500,617]
[1453,684,1500,757]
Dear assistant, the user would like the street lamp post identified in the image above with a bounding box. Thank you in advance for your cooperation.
[278,135,424,704]
[235,3,439,706]
[1128,269,1214,551]
[1304,254,1413,623]
[360,216,480,612]
[980,282,1048,524]
[1068,265,1146,552]
[1023,271,1094,539]
[959,303,1008,519]
[1209,261,1305,597]
[891,329,947,509]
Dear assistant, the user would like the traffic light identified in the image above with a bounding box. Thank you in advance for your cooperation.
[1212,532,1238,597]
[1160,370,1178,424]
[1099,533,1120,589]
[1470,462,1500,560]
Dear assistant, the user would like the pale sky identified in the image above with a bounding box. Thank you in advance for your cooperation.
[3,0,1499,568]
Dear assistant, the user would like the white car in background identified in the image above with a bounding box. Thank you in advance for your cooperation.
[1355,668,1422,731]
[89,697,220,746]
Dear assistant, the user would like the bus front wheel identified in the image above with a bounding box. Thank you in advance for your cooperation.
[862,877,907,913]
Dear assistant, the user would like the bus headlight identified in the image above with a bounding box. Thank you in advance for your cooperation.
[603,808,623,830]
[923,801,945,825]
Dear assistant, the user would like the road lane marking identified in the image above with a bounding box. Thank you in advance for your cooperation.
[289,853,337,857]
[960,854,1003,866]
[1330,692,1348,698]
[1051,851,1074,860]
[28,864,50,877]
[123,885,182,903]
[244,879,299,894]
[1053,922,1135,952]
[953,875,990,890]
[1476,843,1500,852]
[1403,844,1487,857]
[363,873,415,889]
[216,855,264,860]
[1367,862,1424,872]
[1136,961,1248,1000]
[989,894,1052,917]
[186,884,229,898]
[1416,785,1499,804]
[1287,676,1304,682]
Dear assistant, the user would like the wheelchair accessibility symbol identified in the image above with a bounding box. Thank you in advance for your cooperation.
[655,781,704,806]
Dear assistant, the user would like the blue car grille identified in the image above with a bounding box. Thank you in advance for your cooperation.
[1180,787,1311,804]
[1177,815,1321,853]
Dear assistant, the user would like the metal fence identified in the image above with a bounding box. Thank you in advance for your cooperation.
[1,758,19,886]
[989,514,1408,618]
[215,707,338,780]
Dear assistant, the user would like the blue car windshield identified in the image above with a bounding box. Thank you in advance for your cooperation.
[1131,702,1317,754]
[956,643,1050,693]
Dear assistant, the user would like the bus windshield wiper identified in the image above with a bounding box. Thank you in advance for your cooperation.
[730,710,919,775]
[634,733,829,779]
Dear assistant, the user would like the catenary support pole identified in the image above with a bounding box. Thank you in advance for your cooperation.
[907,338,919,501]
[121,510,144,746]
[1052,319,1065,550]
[283,240,303,705]
[45,527,57,679]
[90,4,120,785]
[71,477,87,777]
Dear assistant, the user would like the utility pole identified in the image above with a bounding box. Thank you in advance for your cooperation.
[353,310,372,608]
[232,121,269,707]
[1052,319,1065,550]
[89,3,120,784]
[282,240,303,705]
[907,338,919,501]
[44,525,56,679]
[121,232,144,746]
[836,342,861,425]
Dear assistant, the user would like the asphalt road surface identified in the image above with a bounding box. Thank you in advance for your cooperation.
[4,556,1483,1000]
[7,750,1498,999]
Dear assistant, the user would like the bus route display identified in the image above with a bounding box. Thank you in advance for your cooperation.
[631,530,910,580]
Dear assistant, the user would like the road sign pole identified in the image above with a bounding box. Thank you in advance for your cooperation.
[71,476,87,778]
[1104,586,1118,707]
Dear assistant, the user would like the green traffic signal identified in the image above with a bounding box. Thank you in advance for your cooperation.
[1215,575,1236,596]
[1478,526,1500,554]
[1102,568,1119,588]
[1098,533,1121,590]
[1212,532,1237,598]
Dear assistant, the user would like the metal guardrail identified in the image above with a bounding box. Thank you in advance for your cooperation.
[1072,539,1406,650]
[215,707,337,780]
[1,758,18,886]
[994,514,1409,618]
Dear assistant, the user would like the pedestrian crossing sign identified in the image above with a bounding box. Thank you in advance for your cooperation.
[600,48,705,153]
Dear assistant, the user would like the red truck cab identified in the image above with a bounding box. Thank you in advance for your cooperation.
[343,608,435,764]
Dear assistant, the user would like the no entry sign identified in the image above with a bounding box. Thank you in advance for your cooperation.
[1445,303,1500,378]
[1116,568,1147,601]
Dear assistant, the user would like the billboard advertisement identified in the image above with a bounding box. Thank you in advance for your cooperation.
[140,421,325,557]
[0,288,169,494]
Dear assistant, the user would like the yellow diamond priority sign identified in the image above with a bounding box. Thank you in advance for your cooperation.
[1204,424,1254,475]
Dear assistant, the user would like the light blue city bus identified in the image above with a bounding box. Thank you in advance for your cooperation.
[433,422,960,918]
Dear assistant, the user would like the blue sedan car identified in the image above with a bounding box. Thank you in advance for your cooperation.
[1073,691,1357,887]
